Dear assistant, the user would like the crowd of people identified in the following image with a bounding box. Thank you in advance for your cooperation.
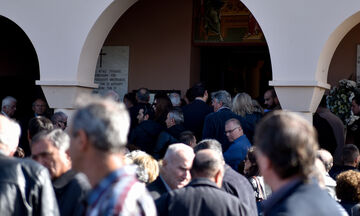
[0,82,359,215]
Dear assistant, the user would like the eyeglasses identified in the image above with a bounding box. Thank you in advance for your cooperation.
[225,127,240,134]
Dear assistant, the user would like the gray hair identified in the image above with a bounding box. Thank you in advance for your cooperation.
[32,129,70,152]
[169,93,181,106]
[232,93,255,117]
[168,108,184,125]
[191,149,224,179]
[194,139,224,162]
[2,96,17,108]
[0,116,21,152]
[51,112,67,124]
[71,95,130,153]
[211,90,231,108]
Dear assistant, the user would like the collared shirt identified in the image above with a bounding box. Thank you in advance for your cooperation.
[85,166,156,216]
[159,175,171,192]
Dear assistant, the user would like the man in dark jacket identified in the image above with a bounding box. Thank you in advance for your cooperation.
[182,83,212,140]
[153,108,186,159]
[156,149,247,216]
[194,139,258,216]
[256,111,346,216]
[202,90,249,152]
[0,115,59,215]
[129,104,163,154]
[31,129,91,216]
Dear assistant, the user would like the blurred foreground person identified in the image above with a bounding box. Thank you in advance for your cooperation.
[255,111,346,215]
[69,96,156,216]
[0,115,59,215]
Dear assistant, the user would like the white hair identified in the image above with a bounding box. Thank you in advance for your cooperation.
[169,93,181,106]
[164,143,194,161]
[2,96,16,108]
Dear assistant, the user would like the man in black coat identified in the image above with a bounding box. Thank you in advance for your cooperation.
[202,90,249,152]
[129,104,163,154]
[156,149,247,216]
[182,83,212,141]
[147,144,195,200]
[194,139,258,216]
[153,108,186,159]
[256,111,346,216]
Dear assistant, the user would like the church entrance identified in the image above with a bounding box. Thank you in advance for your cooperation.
[0,16,45,120]
[193,0,272,100]
[199,45,271,100]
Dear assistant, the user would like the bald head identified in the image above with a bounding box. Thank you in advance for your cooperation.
[191,149,224,186]
[161,143,195,189]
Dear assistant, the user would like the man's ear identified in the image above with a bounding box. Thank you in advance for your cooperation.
[76,130,89,152]
[214,169,224,188]
[144,114,149,121]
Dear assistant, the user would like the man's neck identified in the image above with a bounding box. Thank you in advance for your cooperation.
[195,97,206,102]
[268,174,300,192]
[84,152,125,187]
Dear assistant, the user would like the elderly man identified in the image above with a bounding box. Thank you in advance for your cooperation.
[255,111,345,215]
[202,90,249,152]
[68,96,155,215]
[156,149,247,216]
[31,129,91,216]
[194,139,257,216]
[147,143,195,200]
[1,96,17,118]
[224,118,251,170]
[0,115,59,215]
[153,108,186,159]
[51,111,68,130]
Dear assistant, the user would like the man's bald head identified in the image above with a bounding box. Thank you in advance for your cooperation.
[317,149,333,172]
[190,149,224,181]
[161,144,195,189]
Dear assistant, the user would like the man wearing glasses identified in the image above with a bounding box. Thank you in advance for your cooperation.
[223,118,251,171]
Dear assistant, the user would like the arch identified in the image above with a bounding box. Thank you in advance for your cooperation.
[317,11,360,84]
[77,0,137,86]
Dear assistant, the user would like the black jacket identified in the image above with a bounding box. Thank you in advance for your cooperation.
[182,99,213,140]
[156,178,247,216]
[53,170,91,216]
[129,120,164,154]
[222,165,258,216]
[147,175,168,200]
[153,124,186,159]
[0,153,59,215]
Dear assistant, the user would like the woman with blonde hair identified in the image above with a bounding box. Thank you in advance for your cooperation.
[232,93,263,142]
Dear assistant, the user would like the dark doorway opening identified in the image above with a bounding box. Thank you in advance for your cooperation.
[0,16,47,121]
[200,45,272,100]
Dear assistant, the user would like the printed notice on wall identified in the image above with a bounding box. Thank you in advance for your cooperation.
[357,45,360,83]
[93,46,129,101]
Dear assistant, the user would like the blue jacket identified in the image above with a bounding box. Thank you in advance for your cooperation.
[223,135,251,171]
[202,107,250,152]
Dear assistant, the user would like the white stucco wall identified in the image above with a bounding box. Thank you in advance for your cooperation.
[0,0,360,114]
